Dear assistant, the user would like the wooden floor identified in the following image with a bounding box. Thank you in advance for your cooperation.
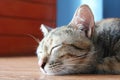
[0,57,120,80]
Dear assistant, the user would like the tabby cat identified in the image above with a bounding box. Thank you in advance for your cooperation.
[36,5,120,75]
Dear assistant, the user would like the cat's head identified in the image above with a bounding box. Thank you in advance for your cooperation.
[37,5,97,75]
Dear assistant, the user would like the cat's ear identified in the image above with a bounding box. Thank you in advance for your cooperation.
[40,24,52,36]
[69,5,95,38]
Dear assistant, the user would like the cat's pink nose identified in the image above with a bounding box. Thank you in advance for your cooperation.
[38,60,46,69]
[38,57,47,69]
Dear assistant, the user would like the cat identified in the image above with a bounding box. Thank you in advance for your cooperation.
[36,4,120,75]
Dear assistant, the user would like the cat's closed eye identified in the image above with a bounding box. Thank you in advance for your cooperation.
[59,53,73,59]
[70,44,85,51]
[59,53,87,59]
[50,43,89,58]
[50,44,62,55]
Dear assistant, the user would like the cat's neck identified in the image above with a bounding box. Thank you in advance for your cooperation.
[91,27,104,58]
[91,26,99,46]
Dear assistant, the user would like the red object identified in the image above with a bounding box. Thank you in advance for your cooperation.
[0,0,56,56]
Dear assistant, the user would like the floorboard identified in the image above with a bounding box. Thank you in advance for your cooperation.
[0,56,120,80]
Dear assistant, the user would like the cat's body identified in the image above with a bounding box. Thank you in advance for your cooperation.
[37,5,120,75]
[93,18,120,74]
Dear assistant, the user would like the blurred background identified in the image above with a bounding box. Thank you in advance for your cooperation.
[57,0,120,26]
[0,0,120,57]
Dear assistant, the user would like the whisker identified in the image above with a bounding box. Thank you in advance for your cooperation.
[50,66,64,72]
[27,46,38,50]
[65,64,91,66]
[65,63,88,66]
[56,66,73,74]
[32,45,38,47]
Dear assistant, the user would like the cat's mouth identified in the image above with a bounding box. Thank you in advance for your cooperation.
[40,64,66,75]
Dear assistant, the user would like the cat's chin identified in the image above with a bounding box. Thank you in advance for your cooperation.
[43,71,85,76]
[40,71,62,76]
[42,70,66,75]
[40,67,64,75]
[45,72,70,76]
